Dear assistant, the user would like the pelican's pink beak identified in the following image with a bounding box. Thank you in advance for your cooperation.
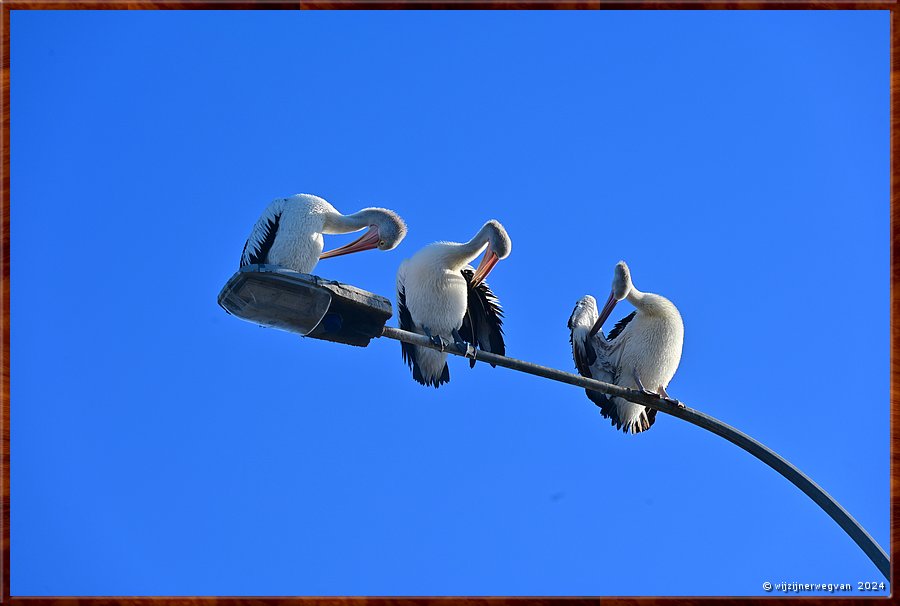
[589,291,618,337]
[470,243,500,287]
[319,226,380,260]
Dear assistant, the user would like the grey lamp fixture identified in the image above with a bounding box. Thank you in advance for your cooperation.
[217,265,392,347]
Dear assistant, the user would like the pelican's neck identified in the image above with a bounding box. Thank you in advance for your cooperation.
[322,209,376,235]
[626,285,674,317]
[625,284,645,308]
[442,225,494,271]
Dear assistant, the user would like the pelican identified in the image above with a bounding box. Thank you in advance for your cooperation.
[396,220,511,388]
[240,193,407,273]
[569,261,684,434]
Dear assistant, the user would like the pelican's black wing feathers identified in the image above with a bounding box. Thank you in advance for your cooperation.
[571,336,596,378]
[459,268,505,368]
[397,281,417,373]
[606,311,636,342]
[240,209,282,267]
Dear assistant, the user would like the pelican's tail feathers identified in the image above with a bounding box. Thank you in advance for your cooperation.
[411,347,451,388]
[595,396,657,435]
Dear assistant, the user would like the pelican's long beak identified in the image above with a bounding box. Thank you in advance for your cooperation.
[470,244,500,287]
[589,291,618,337]
[319,226,380,259]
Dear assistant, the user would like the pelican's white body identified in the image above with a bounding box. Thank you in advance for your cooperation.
[242,194,336,274]
[607,295,683,394]
[397,243,477,383]
[571,287,683,434]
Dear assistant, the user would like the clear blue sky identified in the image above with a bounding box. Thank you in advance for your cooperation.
[12,10,888,597]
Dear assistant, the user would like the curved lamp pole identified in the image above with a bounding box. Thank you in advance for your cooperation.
[380,326,891,581]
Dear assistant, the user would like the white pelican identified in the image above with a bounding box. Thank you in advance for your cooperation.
[569,261,684,434]
[240,193,407,273]
[396,220,511,387]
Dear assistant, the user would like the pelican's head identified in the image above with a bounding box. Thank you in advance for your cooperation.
[590,261,633,337]
[320,208,408,259]
[611,261,633,301]
[484,219,512,260]
[470,219,511,287]
[370,208,408,251]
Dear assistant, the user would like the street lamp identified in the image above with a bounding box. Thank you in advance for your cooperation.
[218,264,392,347]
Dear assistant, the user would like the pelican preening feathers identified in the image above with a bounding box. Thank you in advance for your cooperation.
[569,261,684,434]
[240,194,407,274]
[396,220,510,388]
[237,194,684,433]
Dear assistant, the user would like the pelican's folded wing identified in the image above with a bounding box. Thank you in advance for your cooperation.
[240,204,282,267]
[568,300,598,377]
[568,299,616,409]
[396,265,417,371]
[459,267,505,368]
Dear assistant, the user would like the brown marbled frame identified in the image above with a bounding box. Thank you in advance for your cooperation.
[0,1,895,604]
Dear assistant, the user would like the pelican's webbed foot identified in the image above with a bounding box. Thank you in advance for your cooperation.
[658,384,685,408]
[423,326,448,352]
[451,328,477,360]
[632,369,656,397]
